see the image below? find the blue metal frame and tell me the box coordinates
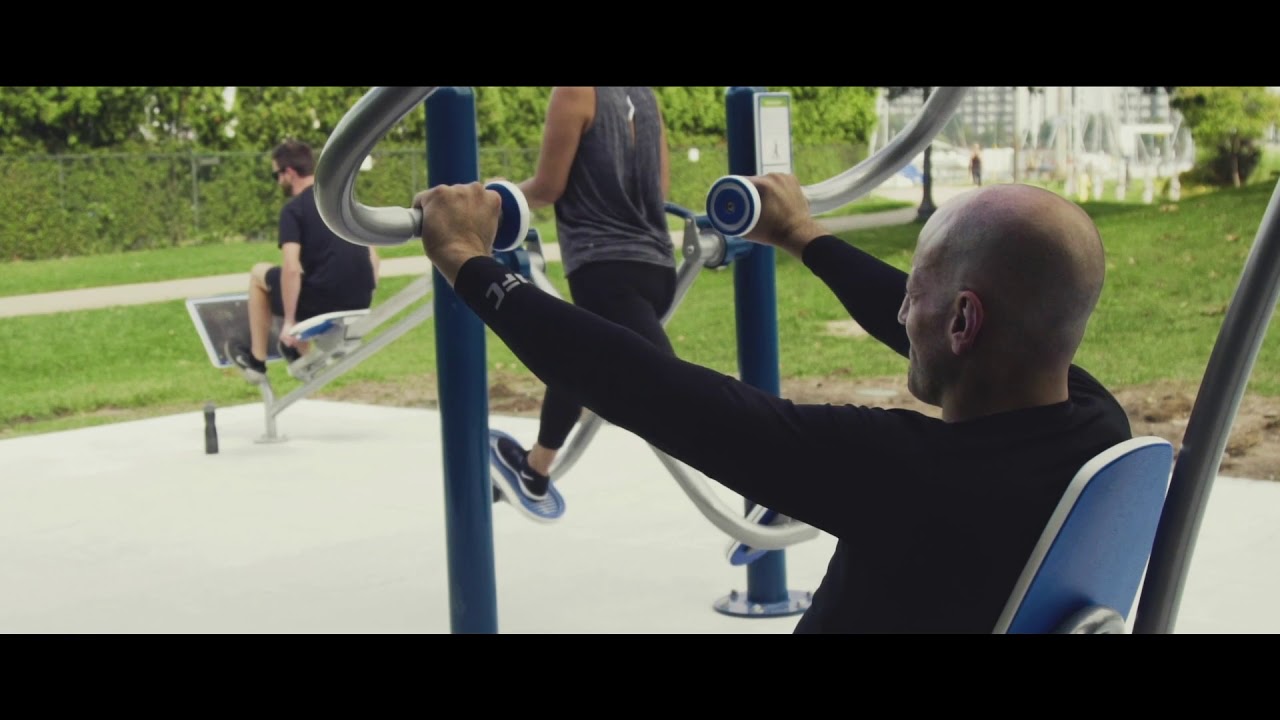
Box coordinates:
[713,86,810,619]
[426,88,499,634]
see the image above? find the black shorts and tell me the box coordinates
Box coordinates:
[265,266,372,322]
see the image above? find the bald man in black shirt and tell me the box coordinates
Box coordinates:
[411,174,1131,633]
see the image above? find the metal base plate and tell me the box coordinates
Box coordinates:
[713,589,812,618]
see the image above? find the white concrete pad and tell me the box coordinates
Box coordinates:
[0,399,1274,634]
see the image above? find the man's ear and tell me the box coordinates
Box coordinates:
[950,290,984,354]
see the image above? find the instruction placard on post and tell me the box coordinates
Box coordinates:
[754,93,792,175]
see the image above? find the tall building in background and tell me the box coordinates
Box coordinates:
[883,87,1175,147]
[877,87,1187,185]
[953,87,1017,147]
[1114,87,1172,124]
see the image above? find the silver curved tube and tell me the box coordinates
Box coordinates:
[523,217,818,550]
[804,87,970,215]
[547,409,604,480]
[314,87,438,247]
[649,449,819,550]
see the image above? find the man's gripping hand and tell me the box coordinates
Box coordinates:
[413,182,503,286]
[741,173,829,259]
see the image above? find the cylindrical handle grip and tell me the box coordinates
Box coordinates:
[409,180,530,252]
[705,175,761,238]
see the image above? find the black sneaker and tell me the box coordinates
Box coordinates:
[488,429,567,523]
[278,337,302,364]
[225,340,267,383]
[491,435,550,500]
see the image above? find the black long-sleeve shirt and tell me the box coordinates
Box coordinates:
[455,235,1131,633]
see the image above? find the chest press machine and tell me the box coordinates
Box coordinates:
[187,272,432,443]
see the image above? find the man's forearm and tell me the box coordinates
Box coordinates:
[281,267,303,323]
[771,218,830,261]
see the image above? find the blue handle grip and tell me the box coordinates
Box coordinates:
[487,180,531,252]
[705,175,761,238]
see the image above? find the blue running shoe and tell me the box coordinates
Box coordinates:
[489,429,566,523]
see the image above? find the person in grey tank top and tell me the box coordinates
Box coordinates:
[488,87,680,523]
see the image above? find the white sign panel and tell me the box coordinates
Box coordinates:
[754,93,792,175]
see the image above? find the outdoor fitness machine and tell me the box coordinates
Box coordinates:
[310,86,972,632]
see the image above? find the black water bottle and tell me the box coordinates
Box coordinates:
[204,402,219,454]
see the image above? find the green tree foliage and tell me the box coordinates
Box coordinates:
[0,87,153,153]
[0,87,243,154]
[228,87,371,151]
[229,87,552,152]
[774,86,878,145]
[655,87,731,146]
[142,87,238,149]
[1171,86,1280,187]
[475,87,551,147]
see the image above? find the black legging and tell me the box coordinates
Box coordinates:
[537,260,676,450]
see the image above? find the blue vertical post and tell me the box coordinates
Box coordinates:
[713,86,808,617]
[426,88,498,634]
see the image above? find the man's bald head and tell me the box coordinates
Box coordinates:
[915,184,1106,365]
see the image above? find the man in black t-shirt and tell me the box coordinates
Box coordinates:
[408,175,1133,633]
[227,140,380,382]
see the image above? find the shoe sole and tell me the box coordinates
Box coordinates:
[488,429,565,523]
[239,367,267,384]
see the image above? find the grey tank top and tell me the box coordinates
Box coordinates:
[554,87,674,276]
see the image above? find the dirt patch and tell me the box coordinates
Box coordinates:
[317,370,1280,482]
[1112,380,1280,482]
[319,370,548,417]
[781,375,1280,481]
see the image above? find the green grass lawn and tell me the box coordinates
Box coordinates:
[3,180,1279,439]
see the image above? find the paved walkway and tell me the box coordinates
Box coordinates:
[0,185,972,319]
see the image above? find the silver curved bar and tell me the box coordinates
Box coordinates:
[314,87,438,247]
[651,448,819,550]
[524,212,818,550]
[804,87,970,216]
